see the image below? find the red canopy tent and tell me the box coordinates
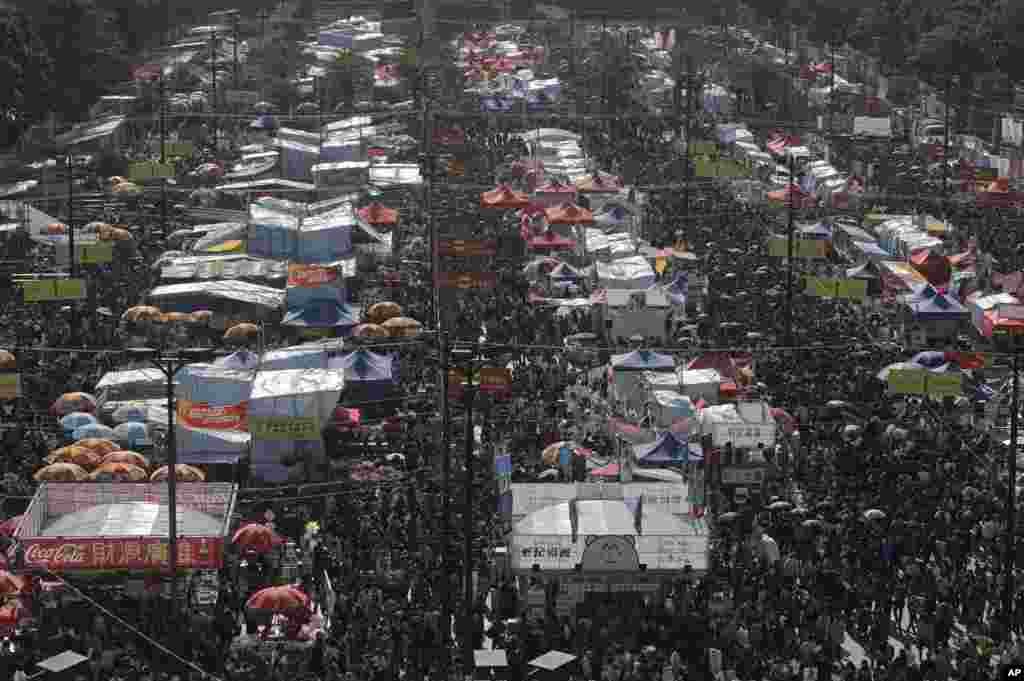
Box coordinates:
[481,184,530,209]
[545,203,594,224]
[357,203,399,225]
[528,230,577,251]
[910,249,952,287]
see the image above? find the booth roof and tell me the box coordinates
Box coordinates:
[515,499,688,536]
[42,502,223,538]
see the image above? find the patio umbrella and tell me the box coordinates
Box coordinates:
[60,412,98,432]
[0,571,28,596]
[102,450,150,469]
[51,392,98,415]
[190,310,215,324]
[766,500,792,511]
[0,601,28,627]
[34,462,89,482]
[367,301,402,324]
[113,422,150,447]
[381,316,422,338]
[863,509,887,521]
[246,584,311,614]
[224,322,259,344]
[74,439,122,456]
[159,311,191,323]
[90,462,149,481]
[0,350,15,369]
[112,403,167,425]
[48,446,101,469]
[481,185,530,209]
[72,423,117,441]
[150,464,206,482]
[545,203,593,224]
[232,523,283,553]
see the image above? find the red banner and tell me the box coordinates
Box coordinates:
[176,400,248,431]
[437,272,499,289]
[287,263,340,288]
[438,239,498,257]
[448,367,512,398]
[21,536,224,571]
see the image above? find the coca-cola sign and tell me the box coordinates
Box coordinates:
[25,542,88,566]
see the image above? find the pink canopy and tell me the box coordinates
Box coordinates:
[528,231,576,251]
[590,462,620,478]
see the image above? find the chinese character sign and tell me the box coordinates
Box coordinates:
[23,537,224,570]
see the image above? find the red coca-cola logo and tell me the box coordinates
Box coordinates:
[25,542,87,565]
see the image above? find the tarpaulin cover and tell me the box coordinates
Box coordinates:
[192,223,247,253]
[297,213,354,264]
[611,350,676,372]
[633,432,691,465]
[147,280,285,311]
[905,287,969,320]
[595,255,656,290]
[279,140,320,181]
[327,350,394,383]
[248,204,299,260]
[909,250,952,286]
[282,301,360,328]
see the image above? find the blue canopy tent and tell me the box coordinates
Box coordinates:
[633,432,697,465]
[906,287,969,321]
[799,222,832,240]
[248,204,299,260]
[329,350,396,403]
[297,215,353,264]
[480,95,515,113]
[610,350,676,371]
[282,299,360,328]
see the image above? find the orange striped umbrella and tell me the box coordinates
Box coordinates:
[0,350,15,369]
[101,450,150,469]
[48,446,102,469]
[90,462,148,481]
[367,301,402,324]
[353,323,390,339]
[150,464,206,482]
[34,462,89,482]
[74,438,120,456]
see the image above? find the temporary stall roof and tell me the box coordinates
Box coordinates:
[147,280,286,311]
[96,368,172,390]
[249,368,345,403]
[643,371,681,390]
[633,432,691,465]
[282,301,360,328]
[595,255,656,290]
[368,163,422,186]
[327,350,394,382]
[191,222,247,253]
[610,350,676,372]
[55,115,126,146]
[42,501,224,538]
[161,255,288,281]
[177,426,251,464]
[515,499,688,536]
[217,178,317,192]
[585,229,635,254]
[905,287,969,320]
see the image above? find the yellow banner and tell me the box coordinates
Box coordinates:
[805,276,837,297]
[0,374,20,400]
[689,141,717,156]
[768,237,826,258]
[836,278,868,301]
[248,415,322,441]
[654,256,667,274]
[927,373,962,398]
[128,161,174,182]
[77,243,114,264]
[888,368,927,395]
[165,142,194,158]
[22,279,86,302]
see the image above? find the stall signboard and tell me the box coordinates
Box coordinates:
[448,367,512,397]
[0,374,20,400]
[712,423,775,449]
[76,243,114,265]
[836,278,868,301]
[22,537,224,570]
[510,483,690,518]
[438,239,498,257]
[248,415,322,440]
[176,400,248,430]
[437,271,499,289]
[926,373,963,398]
[887,368,927,395]
[768,237,826,258]
[804,276,837,297]
[287,263,340,287]
[720,466,768,486]
[22,279,87,303]
[512,536,579,570]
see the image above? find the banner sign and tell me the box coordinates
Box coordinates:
[0,374,20,400]
[438,239,497,257]
[926,372,963,398]
[804,276,867,300]
[176,400,248,430]
[720,466,768,486]
[887,368,927,395]
[165,141,195,158]
[448,367,513,397]
[768,237,826,258]
[129,161,175,182]
[437,271,499,289]
[711,423,775,449]
[248,415,322,440]
[287,263,340,287]
[22,537,224,571]
[77,243,114,265]
[805,276,837,297]
[22,279,87,302]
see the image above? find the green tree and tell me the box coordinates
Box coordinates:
[0,4,53,147]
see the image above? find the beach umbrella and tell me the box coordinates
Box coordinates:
[74,438,120,455]
[224,322,259,344]
[367,301,402,324]
[717,512,740,522]
[766,500,792,511]
[0,601,28,627]
[863,508,887,521]
[246,585,310,613]
[90,462,149,481]
[47,222,67,235]
[190,310,215,324]
[122,306,163,322]
[113,422,150,447]
[102,450,150,469]
[48,446,101,469]
[352,323,390,339]
[381,316,422,338]
[51,391,98,415]
[481,184,530,209]
[0,350,15,369]
[232,523,283,553]
[0,571,29,597]
[60,412,98,431]
[72,423,116,441]
[159,311,192,323]
[150,464,206,482]
[111,403,161,424]
[34,462,88,482]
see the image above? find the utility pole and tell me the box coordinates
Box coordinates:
[65,153,79,336]
[210,30,218,152]
[233,14,240,89]
[462,369,477,674]
[159,72,168,238]
[1005,351,1019,636]
[682,55,695,247]
[943,76,951,199]
[784,152,796,347]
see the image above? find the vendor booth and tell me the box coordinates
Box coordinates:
[610,350,676,409]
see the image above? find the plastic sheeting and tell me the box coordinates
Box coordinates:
[596,255,656,290]
[611,350,676,372]
[147,280,285,311]
[41,502,224,537]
